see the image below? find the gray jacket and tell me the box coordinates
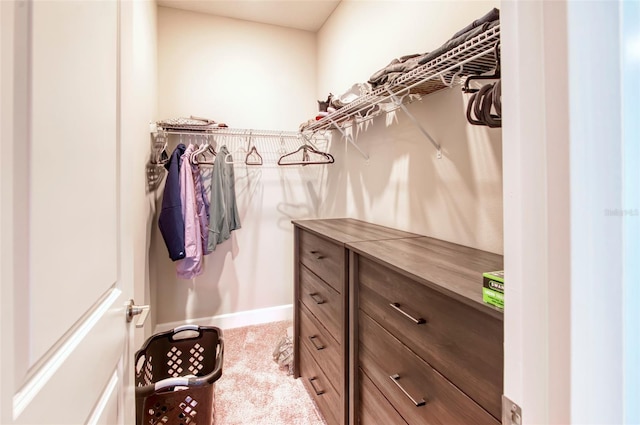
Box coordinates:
[207,145,241,251]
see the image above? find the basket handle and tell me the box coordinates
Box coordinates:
[173,324,200,333]
[170,325,202,341]
[153,376,197,391]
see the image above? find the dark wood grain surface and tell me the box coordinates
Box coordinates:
[348,236,504,318]
[359,256,503,419]
[300,264,342,342]
[359,368,408,425]
[299,229,344,293]
[299,304,342,395]
[359,312,500,425]
[293,218,421,245]
[299,344,340,425]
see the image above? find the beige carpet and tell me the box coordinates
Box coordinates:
[214,321,327,425]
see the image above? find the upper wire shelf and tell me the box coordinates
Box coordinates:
[148,126,332,172]
[153,126,304,138]
[303,24,501,134]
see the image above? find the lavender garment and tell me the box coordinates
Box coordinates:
[191,153,211,254]
[176,144,203,279]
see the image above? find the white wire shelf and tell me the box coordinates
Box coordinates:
[149,126,331,171]
[153,126,303,138]
[303,24,501,134]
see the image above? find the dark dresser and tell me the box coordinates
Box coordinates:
[292,219,503,425]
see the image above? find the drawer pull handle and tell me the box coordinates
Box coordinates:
[389,303,426,325]
[308,335,325,350]
[310,250,325,260]
[389,374,426,407]
[308,377,325,395]
[309,293,325,304]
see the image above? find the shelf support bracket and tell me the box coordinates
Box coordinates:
[326,116,370,161]
[439,65,464,88]
[385,88,442,159]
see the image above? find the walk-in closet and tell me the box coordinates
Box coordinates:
[2,1,635,424]
[150,3,504,423]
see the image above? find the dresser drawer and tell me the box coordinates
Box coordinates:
[359,312,500,425]
[300,344,340,425]
[299,304,342,394]
[300,264,342,341]
[299,230,344,293]
[359,368,407,425]
[358,256,503,419]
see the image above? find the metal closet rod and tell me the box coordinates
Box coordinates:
[153,127,309,138]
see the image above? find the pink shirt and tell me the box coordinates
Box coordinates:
[176,144,203,279]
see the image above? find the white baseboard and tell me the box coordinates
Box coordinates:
[154,304,293,334]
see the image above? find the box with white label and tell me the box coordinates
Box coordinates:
[482,270,504,310]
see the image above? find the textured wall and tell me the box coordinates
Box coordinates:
[315,0,503,254]
[154,7,317,326]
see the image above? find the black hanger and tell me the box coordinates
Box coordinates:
[462,42,501,94]
[277,144,335,166]
[466,81,501,128]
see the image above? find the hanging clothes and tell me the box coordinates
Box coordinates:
[207,145,241,251]
[158,143,187,261]
[176,144,204,279]
[191,148,212,255]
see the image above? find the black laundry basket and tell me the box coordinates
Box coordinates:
[135,325,224,425]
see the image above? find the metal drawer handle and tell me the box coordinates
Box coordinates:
[308,335,325,350]
[309,293,325,304]
[389,374,426,407]
[309,377,325,395]
[310,250,325,260]
[389,303,426,325]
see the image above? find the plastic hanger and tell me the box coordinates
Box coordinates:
[462,42,501,94]
[277,144,335,166]
[466,81,501,128]
[245,146,263,166]
[224,144,248,165]
[150,133,169,165]
[192,136,216,166]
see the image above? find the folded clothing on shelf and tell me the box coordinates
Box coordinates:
[367,8,500,89]
[331,83,372,109]
[368,53,425,88]
[299,8,500,131]
[157,116,228,132]
[416,19,499,67]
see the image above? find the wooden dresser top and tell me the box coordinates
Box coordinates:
[292,218,421,245]
[348,236,504,319]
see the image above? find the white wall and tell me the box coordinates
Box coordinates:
[316,0,503,254]
[501,2,572,423]
[622,2,640,422]
[119,0,158,345]
[118,1,159,419]
[502,1,632,424]
[568,2,624,424]
[153,7,318,328]
[157,7,316,130]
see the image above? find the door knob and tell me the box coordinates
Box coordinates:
[126,299,150,328]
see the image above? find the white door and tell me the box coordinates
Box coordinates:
[1,0,140,423]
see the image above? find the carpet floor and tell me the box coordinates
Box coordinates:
[214,321,328,425]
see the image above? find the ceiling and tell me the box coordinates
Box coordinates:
[157,0,342,32]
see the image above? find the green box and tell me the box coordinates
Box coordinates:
[482,270,504,309]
